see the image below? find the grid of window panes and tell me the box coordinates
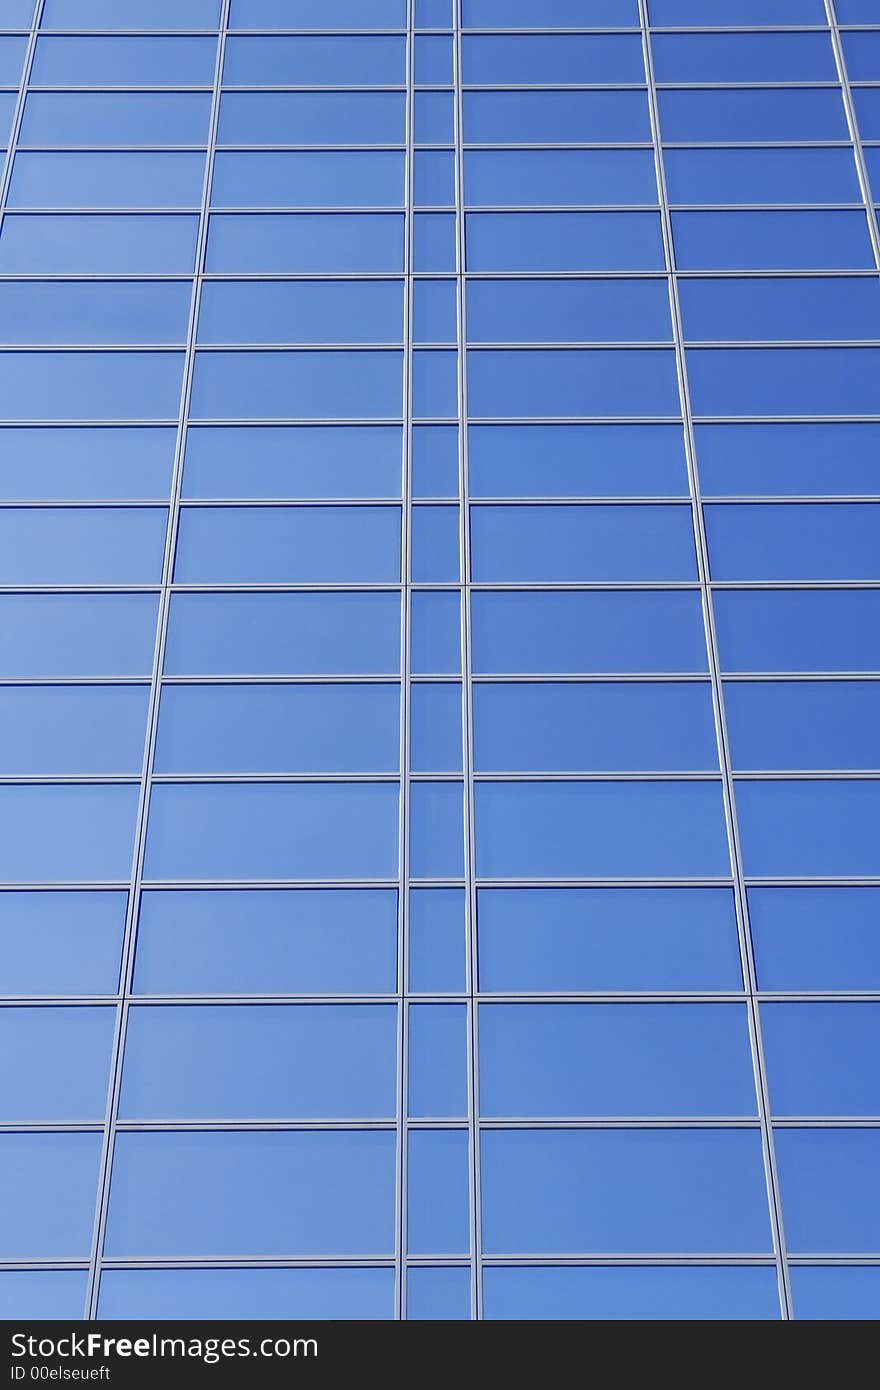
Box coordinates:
[1,0,880,1326]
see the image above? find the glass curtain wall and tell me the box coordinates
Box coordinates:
[0,0,878,1323]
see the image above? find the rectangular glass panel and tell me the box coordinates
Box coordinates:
[479,1003,756,1118]
[98,1268,394,1322]
[143,782,400,881]
[104,1131,396,1257]
[174,505,402,582]
[182,425,402,499]
[481,1129,772,1254]
[134,888,398,995]
[0,890,125,996]
[120,1004,397,1119]
[475,781,731,878]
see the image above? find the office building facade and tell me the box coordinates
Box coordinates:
[0,0,879,1322]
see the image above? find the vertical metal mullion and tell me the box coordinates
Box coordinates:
[453,0,481,1323]
[396,0,415,1324]
[825,0,880,271]
[638,0,793,1321]
[0,0,45,230]
[82,1,231,1321]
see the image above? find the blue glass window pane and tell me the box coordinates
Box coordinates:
[468,350,679,418]
[462,35,644,84]
[472,591,708,675]
[463,90,650,144]
[212,152,404,208]
[414,91,453,144]
[837,0,880,16]
[480,1003,756,1119]
[706,504,880,581]
[0,594,159,678]
[144,783,399,881]
[31,36,217,86]
[714,590,880,674]
[411,506,459,581]
[0,36,27,84]
[471,504,695,582]
[134,888,398,996]
[165,592,400,676]
[104,1131,396,1258]
[410,782,464,878]
[230,0,405,23]
[408,1003,467,1117]
[484,1266,780,1321]
[218,91,405,145]
[408,1130,469,1255]
[8,153,205,210]
[98,1268,394,1321]
[413,280,457,344]
[413,211,456,271]
[481,1129,772,1254]
[0,281,190,346]
[174,506,401,583]
[155,684,399,774]
[0,1273,87,1322]
[681,278,880,343]
[657,90,848,143]
[0,507,166,584]
[467,279,671,344]
[182,425,402,499]
[0,0,32,23]
[696,423,880,498]
[0,785,138,882]
[415,151,464,208]
[411,591,461,675]
[775,1129,880,1253]
[673,212,875,272]
[474,682,717,773]
[416,0,451,25]
[0,215,199,276]
[121,1005,397,1120]
[198,280,403,345]
[475,781,730,878]
[410,683,462,773]
[842,30,880,80]
[466,211,665,274]
[0,1133,102,1258]
[725,681,880,770]
[652,33,836,83]
[0,686,148,775]
[43,0,222,24]
[664,148,862,206]
[415,34,453,83]
[853,87,880,140]
[790,1268,880,1322]
[749,887,880,992]
[469,423,687,498]
[407,1268,470,1322]
[0,890,125,996]
[649,0,824,19]
[190,351,403,420]
[478,887,742,993]
[0,353,183,422]
[465,0,637,21]
[206,213,405,274]
[762,1003,880,1116]
[0,425,176,501]
[409,887,466,992]
[0,1007,114,1121]
[413,348,458,418]
[222,36,405,85]
[465,150,658,207]
[412,425,458,498]
[686,348,880,417]
[20,93,212,147]
[736,780,880,877]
